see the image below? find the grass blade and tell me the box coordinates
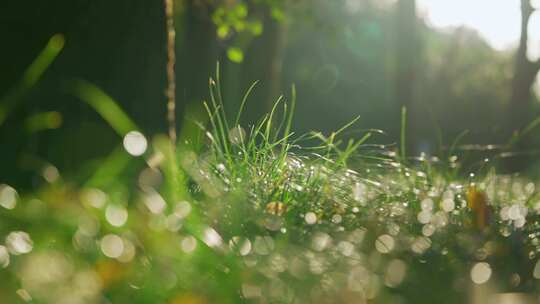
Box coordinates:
[0,34,65,125]
[400,106,407,162]
[69,79,139,136]
[234,81,259,127]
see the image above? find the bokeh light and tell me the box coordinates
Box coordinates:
[123,131,147,156]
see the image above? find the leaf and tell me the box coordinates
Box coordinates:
[235,3,248,18]
[217,25,230,39]
[227,47,244,63]
[249,21,263,36]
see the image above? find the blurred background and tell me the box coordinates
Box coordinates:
[2,0,540,189]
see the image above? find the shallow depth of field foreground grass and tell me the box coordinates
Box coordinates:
[2,70,540,304]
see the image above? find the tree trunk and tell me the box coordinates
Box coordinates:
[509,0,540,131]
[506,0,540,171]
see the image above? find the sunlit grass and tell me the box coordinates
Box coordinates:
[2,67,540,303]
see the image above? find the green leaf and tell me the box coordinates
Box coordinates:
[250,21,263,36]
[217,25,230,39]
[235,3,248,18]
[271,7,285,22]
[227,48,244,63]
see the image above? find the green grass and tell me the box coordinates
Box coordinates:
[2,69,540,303]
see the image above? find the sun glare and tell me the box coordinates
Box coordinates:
[417,0,540,92]
[418,0,540,59]
[417,0,520,50]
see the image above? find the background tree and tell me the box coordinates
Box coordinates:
[510,0,540,132]
[506,0,540,170]
[3,0,540,187]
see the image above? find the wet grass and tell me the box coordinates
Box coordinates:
[2,64,540,303]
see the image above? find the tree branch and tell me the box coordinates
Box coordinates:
[164,0,177,146]
[518,0,533,60]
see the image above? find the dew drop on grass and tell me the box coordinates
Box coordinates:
[411,236,431,254]
[166,213,183,232]
[500,226,512,237]
[417,211,432,224]
[80,188,107,209]
[312,232,332,252]
[352,182,367,204]
[331,214,342,224]
[420,198,434,211]
[100,234,124,258]
[385,259,407,287]
[350,228,367,244]
[292,183,303,191]
[422,224,435,237]
[442,190,455,199]
[216,163,226,172]
[138,168,163,188]
[264,216,283,231]
[228,125,246,145]
[337,241,355,256]
[309,256,326,274]
[514,217,526,228]
[174,201,192,218]
[509,273,521,287]
[242,284,262,299]
[0,184,17,210]
[254,236,274,255]
[533,260,540,279]
[229,236,251,256]
[387,223,400,236]
[375,234,394,254]
[390,204,406,217]
[470,262,492,284]
[269,254,287,273]
[123,131,147,156]
[118,238,136,263]
[203,228,223,248]
[432,211,448,228]
[348,265,370,292]
[508,204,521,220]
[0,245,10,268]
[500,206,510,221]
[305,212,317,225]
[525,182,535,195]
[6,231,33,255]
[105,204,128,227]
[441,198,455,212]
[144,190,167,214]
[42,165,60,183]
[181,236,197,253]
[16,289,31,302]
[474,247,488,261]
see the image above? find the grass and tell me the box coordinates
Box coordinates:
[0,34,65,126]
[2,66,540,303]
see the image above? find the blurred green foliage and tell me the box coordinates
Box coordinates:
[1,2,540,302]
[2,0,539,189]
